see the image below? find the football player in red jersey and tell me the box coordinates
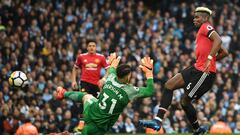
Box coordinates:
[139,7,228,135]
[71,39,109,97]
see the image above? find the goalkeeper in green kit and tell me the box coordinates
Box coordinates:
[56,53,154,135]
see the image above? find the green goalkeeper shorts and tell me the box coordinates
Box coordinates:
[83,97,97,112]
[82,97,105,135]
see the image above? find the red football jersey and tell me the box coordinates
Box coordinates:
[194,22,216,73]
[75,53,109,85]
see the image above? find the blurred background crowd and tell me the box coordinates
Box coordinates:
[0,0,240,134]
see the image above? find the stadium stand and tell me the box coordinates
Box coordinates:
[0,0,239,134]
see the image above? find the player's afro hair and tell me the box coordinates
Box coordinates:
[195,7,212,15]
[116,64,132,78]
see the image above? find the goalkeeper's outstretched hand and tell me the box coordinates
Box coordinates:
[56,86,66,100]
[139,56,153,79]
[108,52,121,69]
[108,52,117,65]
[110,56,121,69]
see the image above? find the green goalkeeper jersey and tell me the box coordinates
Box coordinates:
[87,67,154,131]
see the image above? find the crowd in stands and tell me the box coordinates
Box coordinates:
[0,0,240,134]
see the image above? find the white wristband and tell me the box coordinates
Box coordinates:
[208,55,213,60]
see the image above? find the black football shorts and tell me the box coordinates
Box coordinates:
[181,66,216,100]
[80,81,100,98]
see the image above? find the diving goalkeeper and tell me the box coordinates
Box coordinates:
[55,53,154,135]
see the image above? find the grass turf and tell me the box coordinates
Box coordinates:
[106,133,240,135]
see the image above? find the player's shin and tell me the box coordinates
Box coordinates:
[180,97,200,130]
[157,88,173,119]
[64,91,86,102]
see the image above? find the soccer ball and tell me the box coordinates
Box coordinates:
[9,71,28,88]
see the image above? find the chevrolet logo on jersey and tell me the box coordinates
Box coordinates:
[85,63,98,70]
[86,63,97,68]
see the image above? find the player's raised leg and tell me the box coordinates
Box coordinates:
[56,87,100,135]
[139,73,185,131]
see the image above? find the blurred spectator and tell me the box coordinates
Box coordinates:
[111,114,125,133]
[234,121,240,133]
[209,121,232,134]
[15,114,38,135]
[179,120,190,133]
[124,117,135,133]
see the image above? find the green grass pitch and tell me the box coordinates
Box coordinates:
[106,133,240,135]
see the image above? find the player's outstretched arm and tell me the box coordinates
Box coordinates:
[138,56,154,97]
[216,44,229,61]
[55,87,86,102]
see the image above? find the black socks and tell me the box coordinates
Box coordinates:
[181,96,200,130]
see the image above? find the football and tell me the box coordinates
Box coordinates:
[8,71,28,88]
